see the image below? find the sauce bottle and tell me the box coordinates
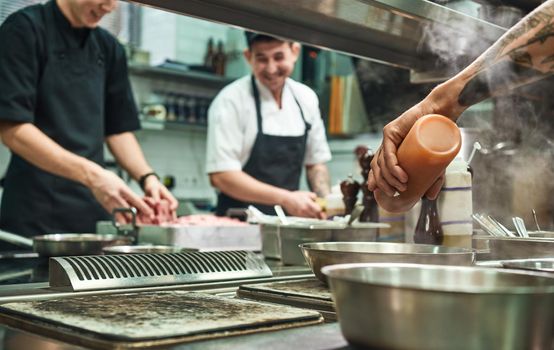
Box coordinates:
[414,197,443,245]
[374,114,461,213]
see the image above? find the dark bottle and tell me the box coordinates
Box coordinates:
[340,175,360,215]
[359,185,379,223]
[414,197,444,245]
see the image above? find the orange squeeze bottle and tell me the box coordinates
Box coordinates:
[375,114,461,213]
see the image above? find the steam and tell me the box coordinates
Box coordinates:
[419,5,554,229]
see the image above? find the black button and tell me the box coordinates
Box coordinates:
[97,58,104,66]
[58,53,66,60]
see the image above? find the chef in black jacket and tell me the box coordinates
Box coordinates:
[0,0,177,240]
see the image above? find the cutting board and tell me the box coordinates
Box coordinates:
[0,291,322,349]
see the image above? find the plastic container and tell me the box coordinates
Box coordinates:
[375,114,461,213]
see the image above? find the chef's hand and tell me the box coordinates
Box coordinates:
[367,82,468,200]
[281,191,325,219]
[89,168,154,220]
[142,175,178,217]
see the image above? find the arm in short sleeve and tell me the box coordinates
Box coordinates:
[205,93,245,173]
[0,14,40,123]
[104,38,140,136]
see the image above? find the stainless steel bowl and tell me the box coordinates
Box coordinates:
[300,242,475,283]
[102,245,187,254]
[33,234,131,256]
[323,263,554,350]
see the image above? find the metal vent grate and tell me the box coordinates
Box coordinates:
[49,251,272,291]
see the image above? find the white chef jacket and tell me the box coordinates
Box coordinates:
[206,75,332,174]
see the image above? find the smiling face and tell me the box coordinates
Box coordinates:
[244,40,300,95]
[57,0,117,28]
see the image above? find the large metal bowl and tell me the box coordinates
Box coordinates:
[323,263,554,350]
[300,242,475,283]
[33,234,131,256]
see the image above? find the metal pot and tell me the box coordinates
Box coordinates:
[301,242,475,283]
[0,229,131,256]
[323,263,554,350]
[33,234,131,256]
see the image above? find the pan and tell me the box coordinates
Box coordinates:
[0,229,131,257]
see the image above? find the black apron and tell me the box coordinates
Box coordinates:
[216,75,311,216]
[0,3,110,237]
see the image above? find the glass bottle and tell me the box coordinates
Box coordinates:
[414,197,444,245]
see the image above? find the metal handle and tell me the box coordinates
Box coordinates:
[111,207,138,242]
[0,229,33,248]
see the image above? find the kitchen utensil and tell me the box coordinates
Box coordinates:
[274,205,289,225]
[33,234,131,257]
[467,141,481,165]
[102,245,190,254]
[300,242,475,283]
[323,263,554,350]
[0,229,33,248]
[532,209,541,231]
[512,217,529,238]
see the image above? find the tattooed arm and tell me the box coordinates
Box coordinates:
[306,163,331,198]
[367,0,554,197]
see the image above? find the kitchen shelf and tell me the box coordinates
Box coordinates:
[140,119,208,132]
[129,63,233,89]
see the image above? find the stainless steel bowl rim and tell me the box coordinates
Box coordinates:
[102,245,184,253]
[322,262,554,294]
[300,241,475,255]
[33,234,127,242]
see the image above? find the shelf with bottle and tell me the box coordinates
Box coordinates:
[128,62,233,88]
[139,91,212,132]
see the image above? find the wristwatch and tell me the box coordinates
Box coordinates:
[138,171,160,191]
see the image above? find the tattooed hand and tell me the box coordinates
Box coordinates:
[369,0,554,197]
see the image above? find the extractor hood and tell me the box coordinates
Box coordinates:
[129,0,507,82]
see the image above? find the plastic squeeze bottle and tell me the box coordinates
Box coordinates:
[375,114,461,213]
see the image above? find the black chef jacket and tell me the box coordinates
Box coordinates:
[0,0,140,239]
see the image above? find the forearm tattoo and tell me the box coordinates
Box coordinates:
[307,165,330,198]
[459,2,554,106]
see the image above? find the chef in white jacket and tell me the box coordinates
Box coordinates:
[206,32,331,218]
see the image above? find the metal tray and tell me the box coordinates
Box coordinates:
[301,242,475,283]
[474,234,554,260]
[261,222,389,265]
[97,221,261,251]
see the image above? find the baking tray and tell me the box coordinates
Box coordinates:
[97,221,261,251]
[0,291,323,349]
